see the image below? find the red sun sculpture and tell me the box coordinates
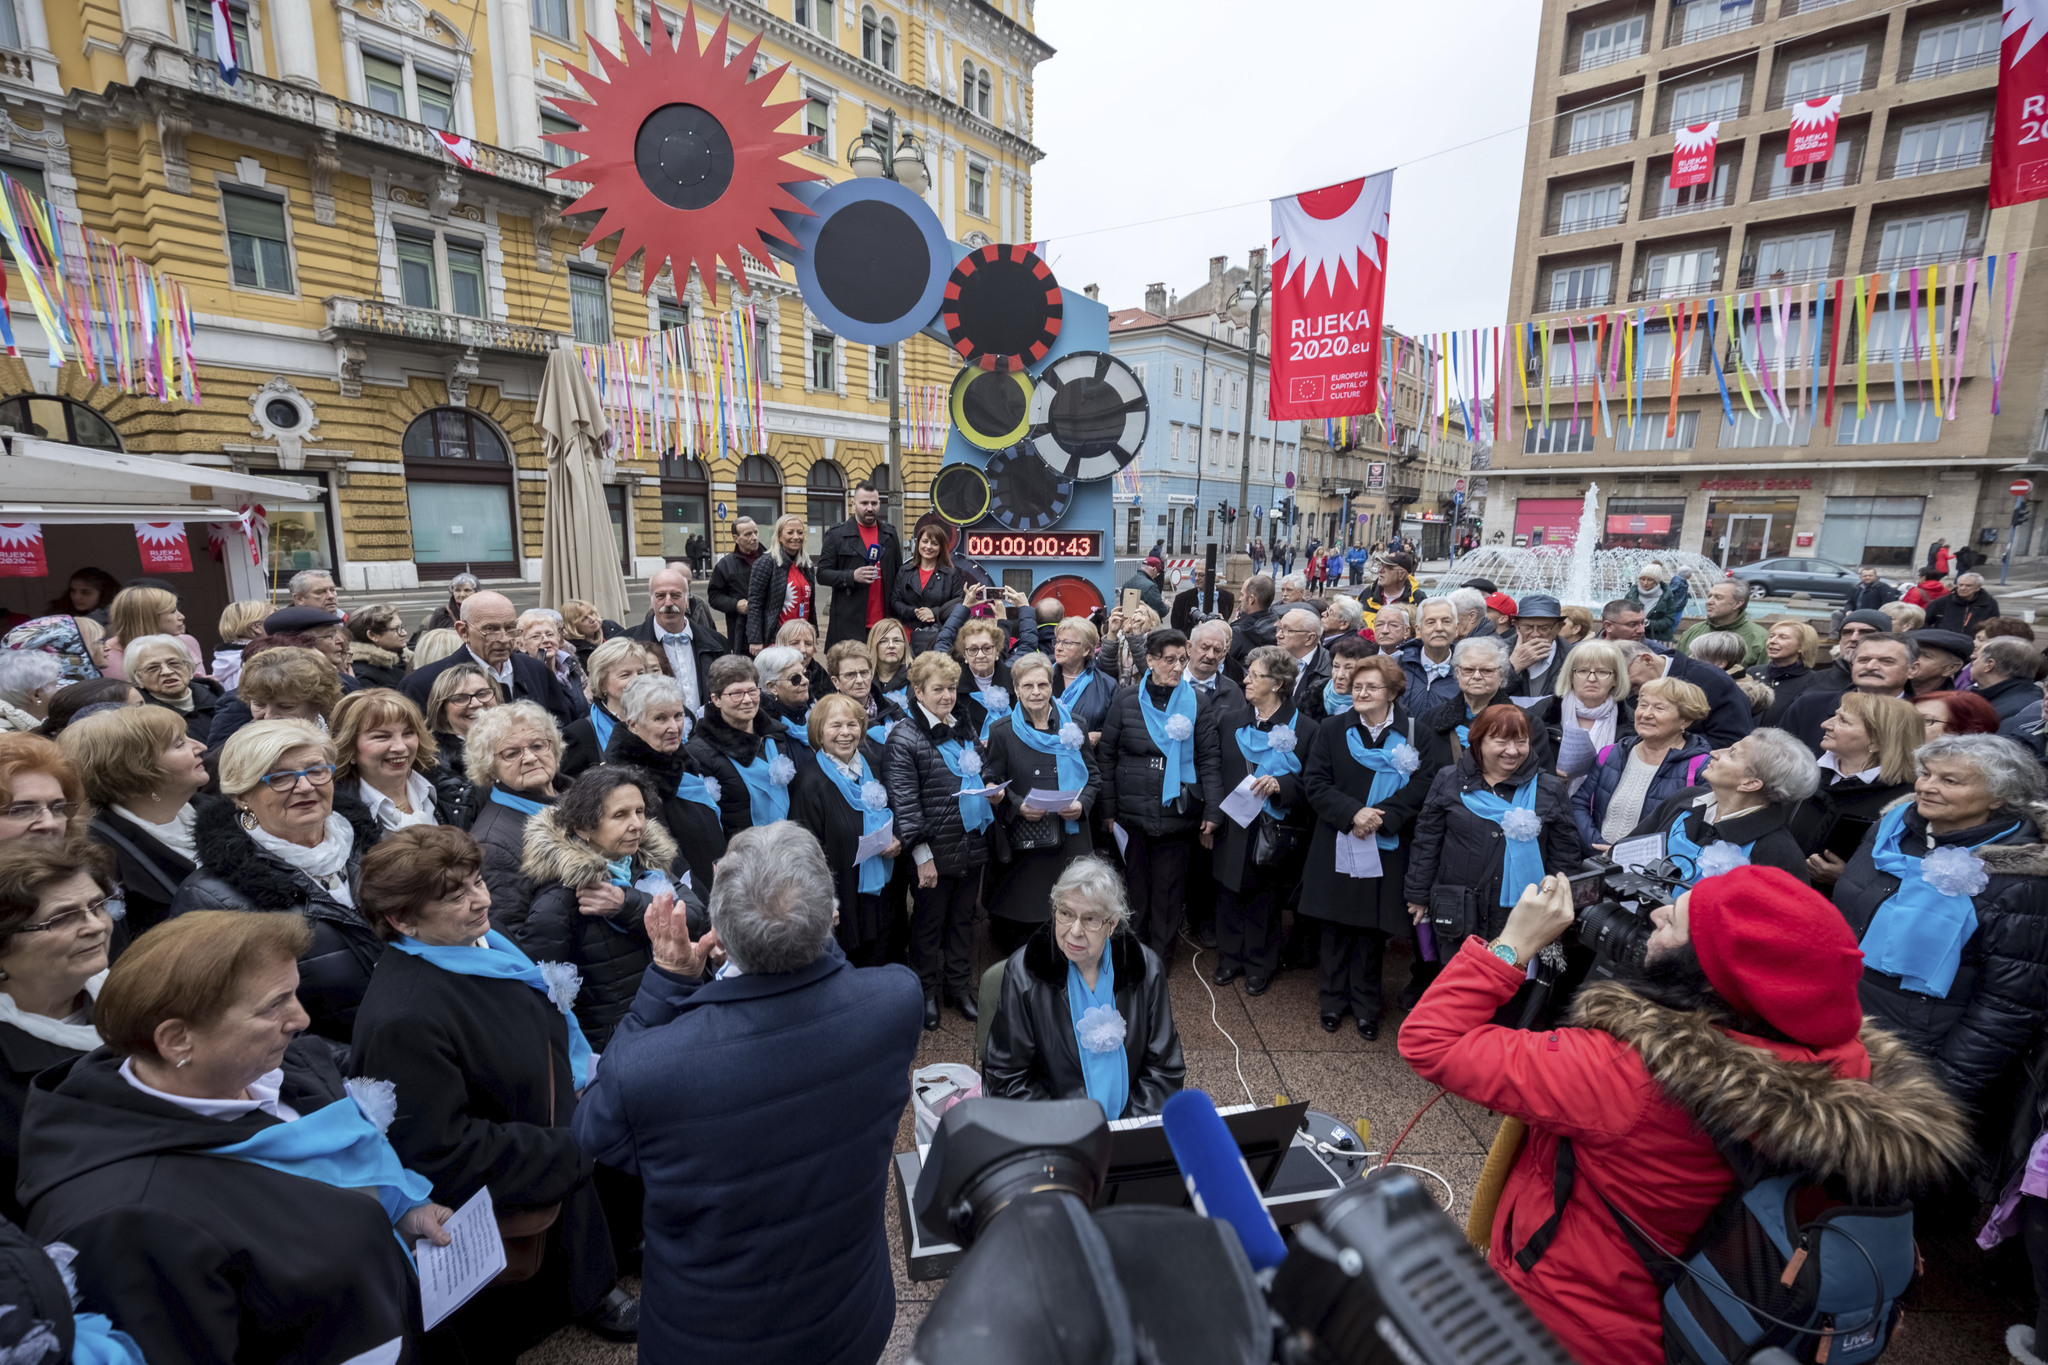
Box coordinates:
[544,6,820,305]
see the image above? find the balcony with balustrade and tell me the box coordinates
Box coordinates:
[324,296,557,355]
[1667,2,1757,48]
[1885,146,1991,181]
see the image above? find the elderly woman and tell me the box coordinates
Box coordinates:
[62,706,207,932]
[982,855,1185,1119]
[774,618,834,700]
[1833,734,2048,1110]
[894,522,963,653]
[425,570,480,632]
[1879,601,1926,633]
[606,674,726,892]
[868,617,913,703]
[1559,604,1595,647]
[1420,635,1548,771]
[1757,619,1822,718]
[788,693,901,965]
[886,650,994,1031]
[755,644,813,752]
[1049,617,1117,740]
[211,644,345,751]
[520,609,591,714]
[1573,676,1713,854]
[334,686,471,833]
[1686,630,1749,678]
[1629,727,1818,884]
[937,608,1025,741]
[1535,640,1630,795]
[1624,562,1682,641]
[981,653,1101,958]
[0,839,116,1222]
[745,514,816,650]
[17,911,452,1365]
[0,651,61,734]
[559,599,611,665]
[350,826,638,1351]
[0,735,84,848]
[102,586,201,680]
[345,604,409,690]
[410,628,463,671]
[562,638,656,778]
[1207,645,1320,997]
[168,720,383,1044]
[1914,688,2002,740]
[518,766,691,1050]
[684,654,790,841]
[124,634,222,743]
[823,640,906,737]
[460,702,565,940]
[1791,693,1925,886]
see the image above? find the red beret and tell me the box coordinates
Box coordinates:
[1687,866,1865,1049]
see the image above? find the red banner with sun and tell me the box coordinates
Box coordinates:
[1267,172,1392,420]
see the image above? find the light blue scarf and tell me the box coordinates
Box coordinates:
[1007,704,1090,833]
[391,930,594,1088]
[1346,723,1420,850]
[1664,810,1756,888]
[816,751,895,893]
[587,705,616,755]
[773,710,812,752]
[1059,667,1097,713]
[1459,777,1544,907]
[1234,714,1301,820]
[975,684,1013,744]
[1067,954,1129,1122]
[72,1314,146,1365]
[207,1093,434,1239]
[733,736,792,826]
[1137,677,1199,805]
[1859,805,2020,996]
[1321,678,1348,719]
[490,787,546,817]
[936,737,994,833]
[674,770,720,814]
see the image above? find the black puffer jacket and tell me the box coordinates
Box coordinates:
[892,561,963,651]
[605,724,728,893]
[516,807,680,1051]
[166,791,384,1045]
[1095,680,1226,838]
[981,924,1185,1120]
[1786,770,1915,858]
[1833,805,2048,1110]
[683,710,778,841]
[1402,750,1581,946]
[469,782,562,940]
[883,708,989,877]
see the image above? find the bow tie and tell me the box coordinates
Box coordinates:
[1423,660,1452,680]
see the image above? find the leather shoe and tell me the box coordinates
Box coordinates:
[1212,965,1242,987]
[583,1286,640,1342]
[922,996,940,1031]
[1244,975,1270,997]
[948,994,979,1023]
[1197,925,1219,949]
[1357,1017,1380,1041]
[1320,1013,1342,1034]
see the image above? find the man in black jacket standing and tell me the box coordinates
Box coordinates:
[816,483,900,647]
[625,564,727,714]
[1927,573,2001,634]
[1843,566,1897,613]
[1169,565,1234,635]
[707,517,763,652]
[402,590,582,729]
[1226,575,1278,682]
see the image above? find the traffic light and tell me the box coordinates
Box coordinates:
[1217,500,1236,524]
[2016,503,2033,528]
[1275,497,1293,521]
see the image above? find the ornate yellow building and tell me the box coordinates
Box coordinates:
[0,0,1048,598]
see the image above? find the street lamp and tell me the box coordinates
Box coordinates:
[1228,246,1269,563]
[846,109,931,539]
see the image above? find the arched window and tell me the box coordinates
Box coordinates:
[977,71,991,118]
[861,5,878,62]
[735,453,783,534]
[879,17,896,72]
[0,396,120,451]
[659,452,709,562]
[401,407,518,578]
[961,60,974,104]
[804,458,846,554]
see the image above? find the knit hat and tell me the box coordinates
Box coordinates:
[1842,610,1894,632]
[1484,592,1518,619]
[1686,865,1865,1048]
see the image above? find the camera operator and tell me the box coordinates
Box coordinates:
[1400,867,1969,1365]
[1626,729,1818,885]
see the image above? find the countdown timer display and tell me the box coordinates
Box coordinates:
[963,530,1102,560]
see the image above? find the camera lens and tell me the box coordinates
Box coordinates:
[1577,900,1651,976]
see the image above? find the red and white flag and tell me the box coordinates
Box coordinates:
[433,130,477,170]
[1267,171,1392,420]
[1671,122,1720,188]
[134,521,193,573]
[1786,96,1841,167]
[1991,0,2048,207]
[0,523,43,577]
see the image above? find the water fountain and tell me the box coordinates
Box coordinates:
[1438,481,1721,608]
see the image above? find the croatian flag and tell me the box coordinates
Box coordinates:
[433,130,477,170]
[211,0,239,82]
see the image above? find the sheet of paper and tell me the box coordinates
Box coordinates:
[1610,832,1666,874]
[1219,775,1265,829]
[416,1186,507,1331]
[960,780,1010,800]
[854,818,895,865]
[1110,821,1128,857]
[1336,833,1383,879]
[1021,787,1082,814]
[1509,695,1547,708]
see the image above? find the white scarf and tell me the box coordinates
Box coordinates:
[113,803,198,863]
[247,811,357,906]
[1637,584,1664,611]
[1555,693,1620,793]
[0,970,105,1051]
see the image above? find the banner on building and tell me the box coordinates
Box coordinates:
[0,523,45,577]
[134,521,192,573]
[1786,96,1841,167]
[1671,122,1720,188]
[1267,171,1392,420]
[1991,0,2048,207]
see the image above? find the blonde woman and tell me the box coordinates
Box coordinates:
[867,616,912,701]
[561,636,657,777]
[212,600,270,688]
[1756,618,1822,722]
[103,586,202,679]
[1795,692,1925,886]
[1572,676,1712,853]
[1879,600,1925,633]
[1538,640,1629,794]
[332,688,458,832]
[743,512,814,652]
[775,617,834,701]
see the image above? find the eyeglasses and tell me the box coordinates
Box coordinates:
[18,898,111,935]
[2,801,71,823]
[449,688,496,708]
[837,668,873,683]
[1457,666,1502,678]
[962,643,999,657]
[257,764,336,792]
[1053,907,1111,933]
[720,686,761,702]
[496,740,552,763]
[1574,667,1615,680]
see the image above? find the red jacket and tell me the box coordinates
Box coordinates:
[1399,939,1959,1365]
[1902,578,1949,607]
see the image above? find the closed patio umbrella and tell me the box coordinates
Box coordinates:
[535,346,629,624]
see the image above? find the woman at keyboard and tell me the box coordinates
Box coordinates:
[982,855,1185,1120]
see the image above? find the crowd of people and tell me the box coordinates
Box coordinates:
[1,516,2048,1362]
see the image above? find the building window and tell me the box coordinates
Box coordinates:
[1172,364,1184,396]
[1169,424,1181,461]
[1767,136,1853,195]
[1548,262,1612,310]
[792,0,831,36]
[1557,184,1625,233]
[569,268,610,343]
[1521,418,1593,454]
[1913,15,2000,78]
[0,396,120,450]
[416,69,456,130]
[1875,211,1971,270]
[447,239,486,318]
[1659,160,1729,212]
[1719,409,1813,449]
[1566,100,1632,155]
[871,342,892,398]
[186,0,249,70]
[977,70,992,118]
[1614,412,1699,452]
[1750,229,1834,287]
[1895,113,1988,177]
[860,6,895,69]
[0,0,17,47]
[658,299,689,332]
[804,459,845,555]
[532,0,570,39]
[403,408,518,576]
[809,330,834,389]
[395,230,438,309]
[223,189,293,292]
[1839,400,1940,445]
[364,53,405,114]
[1641,247,1718,299]
[736,454,784,528]
[804,98,830,151]
[879,17,896,71]
[1667,74,1742,131]
[541,113,581,168]
[960,60,975,106]
[966,162,987,217]
[1782,48,1865,104]
[1817,496,1924,567]
[1675,0,1750,41]
[1578,15,1643,69]
[753,308,772,382]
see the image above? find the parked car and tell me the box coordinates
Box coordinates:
[1727,556,1899,601]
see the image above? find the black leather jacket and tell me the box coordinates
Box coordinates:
[883,707,989,878]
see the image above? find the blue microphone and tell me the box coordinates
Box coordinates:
[1161,1090,1288,1271]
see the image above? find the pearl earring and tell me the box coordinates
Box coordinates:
[175,1057,189,1069]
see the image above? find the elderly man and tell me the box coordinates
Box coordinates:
[817,482,901,646]
[627,564,727,712]
[1169,566,1235,635]
[1185,619,1243,707]
[1970,635,2045,721]
[1371,602,1412,651]
[1506,593,1569,696]
[1362,553,1422,631]
[1677,581,1767,667]
[287,569,340,614]
[1904,628,1972,696]
[707,517,764,650]
[1277,573,1309,605]
[1927,571,2001,634]
[1396,598,1462,712]
[1772,633,1916,754]
[402,590,581,726]
[1276,607,1333,718]
[1320,595,1365,647]
[574,824,922,1365]
[1600,599,1650,645]
[1616,639,1754,750]
[1226,575,1279,682]
[1443,586,1491,639]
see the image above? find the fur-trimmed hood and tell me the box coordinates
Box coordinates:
[187,790,380,921]
[349,640,408,671]
[1969,801,2048,877]
[518,803,679,890]
[1571,983,1971,1202]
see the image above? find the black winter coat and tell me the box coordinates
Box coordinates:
[87,806,195,934]
[816,518,902,646]
[471,782,560,940]
[349,948,614,1319]
[684,710,779,841]
[560,705,617,779]
[884,707,990,878]
[707,548,763,650]
[982,925,1185,1120]
[1096,680,1226,838]
[1833,807,2048,1110]
[1226,607,1278,683]
[1403,752,1581,945]
[1772,681,1891,756]
[980,708,1102,922]
[1757,660,1824,719]
[166,792,384,1046]
[1417,690,1555,776]
[893,561,963,651]
[1301,706,1432,933]
[1974,675,2038,722]
[0,1009,93,1226]
[605,724,727,893]
[18,1041,418,1365]
[1762,658,1852,728]
[745,547,817,649]
[1208,698,1320,892]
[1628,786,1812,885]
[1287,646,1334,722]
[1927,590,2001,634]
[1786,770,1915,859]
[786,744,896,955]
[347,641,408,691]
[145,676,223,745]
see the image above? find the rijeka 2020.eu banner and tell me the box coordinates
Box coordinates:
[1267,171,1391,420]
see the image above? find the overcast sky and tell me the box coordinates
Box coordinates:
[1029,0,1542,336]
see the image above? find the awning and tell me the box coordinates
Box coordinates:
[0,437,319,523]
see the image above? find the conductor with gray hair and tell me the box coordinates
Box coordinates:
[573,821,923,1365]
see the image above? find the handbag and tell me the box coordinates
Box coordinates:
[493,1047,562,1284]
[1008,808,1066,853]
[1427,884,1482,949]
[1250,812,1303,867]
